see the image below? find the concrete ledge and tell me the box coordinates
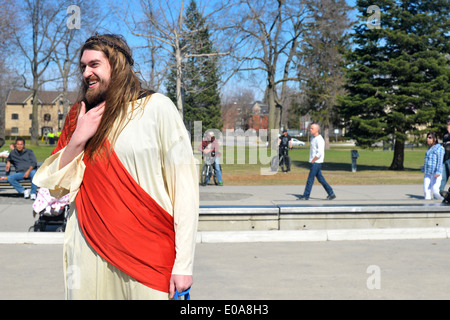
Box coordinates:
[0,232,64,244]
[326,227,450,241]
[278,205,450,230]
[197,230,328,243]
[2,228,450,245]
[5,205,450,244]
[196,227,450,243]
[200,205,279,214]
[278,203,450,214]
[199,205,279,231]
[198,204,450,231]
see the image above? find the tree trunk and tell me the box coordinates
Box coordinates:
[175,46,184,120]
[30,83,40,146]
[61,75,70,129]
[266,82,278,147]
[389,139,405,171]
[323,126,330,150]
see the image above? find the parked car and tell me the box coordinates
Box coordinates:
[291,138,305,147]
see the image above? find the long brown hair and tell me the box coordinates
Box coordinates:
[77,34,150,160]
[427,131,439,147]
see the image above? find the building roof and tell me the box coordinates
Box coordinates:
[251,101,269,115]
[6,90,78,105]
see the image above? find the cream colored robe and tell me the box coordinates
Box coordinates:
[33,93,199,299]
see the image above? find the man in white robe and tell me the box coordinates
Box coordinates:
[33,34,199,300]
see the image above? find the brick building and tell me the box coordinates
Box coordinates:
[247,101,269,131]
[221,101,269,132]
[5,90,77,137]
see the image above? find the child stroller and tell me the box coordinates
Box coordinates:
[30,188,70,232]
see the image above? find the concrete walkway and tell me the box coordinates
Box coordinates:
[198,184,431,206]
[1,184,450,300]
[1,239,449,300]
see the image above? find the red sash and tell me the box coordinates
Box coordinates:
[54,105,175,292]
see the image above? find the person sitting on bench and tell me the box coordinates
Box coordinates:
[6,138,38,200]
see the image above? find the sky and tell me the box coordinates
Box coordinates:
[33,0,361,98]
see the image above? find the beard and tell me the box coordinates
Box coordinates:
[83,78,109,110]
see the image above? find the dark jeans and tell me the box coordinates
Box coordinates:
[440,159,450,191]
[279,147,290,171]
[303,162,334,198]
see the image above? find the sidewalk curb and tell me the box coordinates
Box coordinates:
[0,232,64,244]
[1,228,449,245]
[197,228,450,243]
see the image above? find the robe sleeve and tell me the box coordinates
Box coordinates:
[32,148,86,203]
[33,102,84,202]
[157,96,199,276]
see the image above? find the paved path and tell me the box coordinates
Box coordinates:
[1,184,449,300]
[199,184,429,206]
[1,239,449,300]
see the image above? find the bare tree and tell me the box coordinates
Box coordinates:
[0,0,21,144]
[51,1,108,125]
[232,0,309,143]
[297,0,352,148]
[118,0,239,118]
[136,35,165,92]
[13,0,69,145]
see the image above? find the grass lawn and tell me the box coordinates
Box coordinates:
[14,139,426,186]
[212,145,426,186]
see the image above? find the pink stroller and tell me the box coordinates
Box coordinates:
[30,188,70,232]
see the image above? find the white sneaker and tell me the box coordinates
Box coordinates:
[30,193,36,200]
[24,189,30,199]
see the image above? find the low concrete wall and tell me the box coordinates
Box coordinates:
[199,206,279,231]
[199,204,450,231]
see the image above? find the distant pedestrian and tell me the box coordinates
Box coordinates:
[298,123,336,200]
[47,129,55,145]
[440,116,450,192]
[198,131,223,186]
[423,131,444,200]
[278,129,292,172]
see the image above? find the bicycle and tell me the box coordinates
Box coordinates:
[270,146,291,172]
[201,154,219,186]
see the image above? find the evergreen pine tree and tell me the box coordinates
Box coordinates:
[340,0,450,170]
[182,0,222,135]
[298,0,352,147]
